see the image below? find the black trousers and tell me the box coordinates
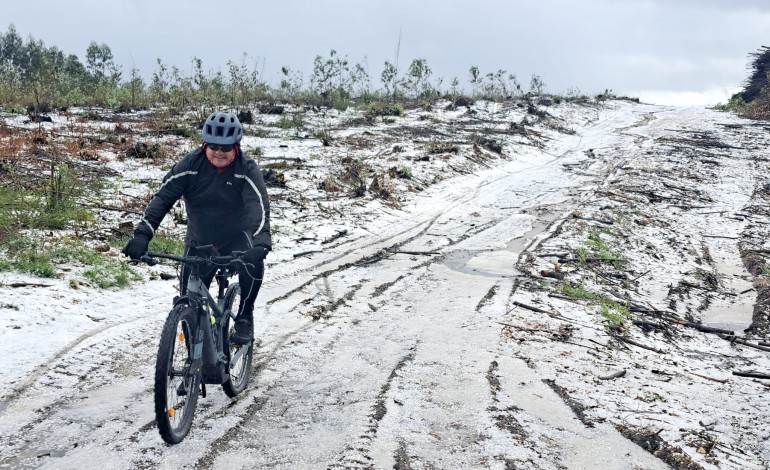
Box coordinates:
[179,235,264,319]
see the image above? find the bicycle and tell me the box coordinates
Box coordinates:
[139,247,254,444]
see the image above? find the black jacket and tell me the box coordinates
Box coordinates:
[134,147,271,250]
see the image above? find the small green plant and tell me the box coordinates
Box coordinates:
[318,175,341,192]
[600,303,629,328]
[389,165,412,179]
[595,89,616,101]
[426,141,459,155]
[712,93,748,113]
[579,228,625,268]
[275,114,306,129]
[562,283,629,329]
[339,157,369,197]
[637,391,666,403]
[365,102,403,118]
[562,283,604,303]
[315,128,332,146]
[148,234,185,256]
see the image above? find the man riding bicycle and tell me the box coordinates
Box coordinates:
[123,111,271,345]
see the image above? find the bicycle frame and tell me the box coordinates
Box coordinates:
[146,251,248,385]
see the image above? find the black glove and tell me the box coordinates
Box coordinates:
[242,246,268,266]
[123,235,150,260]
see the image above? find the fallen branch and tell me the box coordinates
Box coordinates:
[632,320,665,331]
[719,335,770,352]
[548,293,584,303]
[292,250,322,258]
[688,372,728,384]
[558,257,624,264]
[732,370,770,380]
[536,252,570,258]
[9,282,54,288]
[682,323,735,335]
[391,250,440,256]
[509,300,563,317]
[614,335,668,354]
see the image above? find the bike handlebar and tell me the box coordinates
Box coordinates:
[139,251,247,268]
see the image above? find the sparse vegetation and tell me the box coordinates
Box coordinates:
[0,24,643,290]
[0,23,639,115]
[577,227,625,268]
[562,283,629,329]
[0,234,140,287]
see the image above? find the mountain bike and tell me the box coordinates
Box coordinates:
[140,247,254,444]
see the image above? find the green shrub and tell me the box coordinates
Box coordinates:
[365,102,404,118]
[712,93,749,113]
[0,165,93,233]
[315,128,333,146]
[275,114,306,129]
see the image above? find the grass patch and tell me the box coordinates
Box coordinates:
[0,234,142,288]
[426,141,460,155]
[562,283,629,329]
[365,102,404,118]
[0,165,94,232]
[577,227,625,268]
[274,114,306,129]
[315,127,332,146]
[389,165,412,179]
[148,234,186,256]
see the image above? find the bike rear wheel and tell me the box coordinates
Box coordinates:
[222,283,253,397]
[155,305,200,444]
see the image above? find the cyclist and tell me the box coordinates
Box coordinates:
[123,111,271,345]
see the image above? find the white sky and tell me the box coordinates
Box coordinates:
[5,0,770,105]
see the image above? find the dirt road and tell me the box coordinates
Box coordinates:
[1,101,768,469]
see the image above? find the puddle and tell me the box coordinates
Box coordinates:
[441,203,567,279]
[442,249,514,278]
[2,447,68,469]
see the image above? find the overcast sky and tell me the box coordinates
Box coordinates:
[5,0,770,105]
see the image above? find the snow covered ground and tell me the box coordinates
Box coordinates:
[0,99,768,469]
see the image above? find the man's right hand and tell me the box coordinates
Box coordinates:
[122,235,150,260]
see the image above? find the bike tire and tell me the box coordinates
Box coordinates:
[154,305,200,444]
[221,283,253,397]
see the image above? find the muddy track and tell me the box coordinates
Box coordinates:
[1,103,678,469]
[156,109,661,469]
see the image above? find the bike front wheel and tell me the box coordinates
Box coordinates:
[221,283,253,397]
[155,305,200,444]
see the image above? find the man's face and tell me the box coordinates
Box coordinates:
[205,143,236,168]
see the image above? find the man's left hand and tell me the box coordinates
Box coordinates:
[243,246,269,265]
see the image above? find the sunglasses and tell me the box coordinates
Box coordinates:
[207,143,234,152]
